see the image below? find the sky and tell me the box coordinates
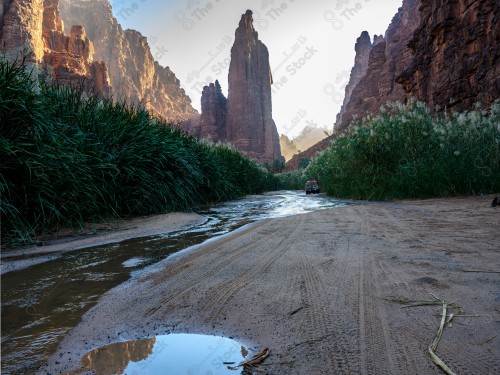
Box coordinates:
[109,0,402,138]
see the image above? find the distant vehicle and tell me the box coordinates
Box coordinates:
[305,179,320,194]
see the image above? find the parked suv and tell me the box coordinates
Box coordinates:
[305,179,320,194]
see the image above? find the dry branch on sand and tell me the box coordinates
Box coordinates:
[227,348,270,372]
[387,293,475,375]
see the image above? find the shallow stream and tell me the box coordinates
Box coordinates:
[1,191,359,374]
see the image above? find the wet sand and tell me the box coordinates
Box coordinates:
[1,212,204,274]
[42,195,499,374]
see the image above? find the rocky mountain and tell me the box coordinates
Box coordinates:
[1,0,111,95]
[225,10,282,163]
[334,31,372,128]
[1,0,45,63]
[285,135,334,172]
[336,0,421,130]
[197,80,227,141]
[398,0,499,112]
[288,0,498,170]
[280,126,331,162]
[195,10,282,163]
[58,0,197,123]
[337,0,498,130]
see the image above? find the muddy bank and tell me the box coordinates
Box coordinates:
[43,195,499,374]
[1,212,204,274]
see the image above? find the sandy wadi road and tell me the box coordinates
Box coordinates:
[45,196,499,374]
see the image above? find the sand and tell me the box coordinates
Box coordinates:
[41,195,499,374]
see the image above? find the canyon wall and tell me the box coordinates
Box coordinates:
[58,0,197,123]
[337,0,421,130]
[334,31,372,128]
[398,0,499,112]
[41,0,110,95]
[289,0,498,170]
[1,0,45,63]
[337,0,498,130]
[1,0,111,95]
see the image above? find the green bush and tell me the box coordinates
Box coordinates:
[306,100,500,200]
[0,61,275,245]
[275,170,306,190]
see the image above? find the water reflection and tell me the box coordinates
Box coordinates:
[81,334,246,375]
[81,337,156,375]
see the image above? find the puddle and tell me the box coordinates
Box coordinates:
[1,191,363,373]
[80,334,248,375]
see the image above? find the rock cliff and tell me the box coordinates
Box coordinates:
[225,10,282,163]
[1,0,45,63]
[41,0,110,95]
[398,0,499,112]
[337,0,421,130]
[290,0,498,170]
[334,31,372,128]
[285,135,334,172]
[1,0,111,95]
[58,0,198,123]
[198,80,227,141]
[337,0,498,130]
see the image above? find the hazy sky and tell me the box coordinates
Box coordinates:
[110,0,402,138]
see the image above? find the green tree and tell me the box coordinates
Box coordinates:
[299,158,310,169]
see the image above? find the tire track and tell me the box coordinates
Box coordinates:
[202,214,306,322]
[364,205,500,374]
[145,217,298,316]
[284,213,361,374]
[41,196,500,375]
[356,206,426,374]
[361,256,398,375]
[146,219,272,284]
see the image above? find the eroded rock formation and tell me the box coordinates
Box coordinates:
[58,0,198,123]
[1,0,45,63]
[337,0,421,130]
[286,0,498,170]
[225,10,282,163]
[398,0,499,112]
[1,0,111,95]
[285,135,334,172]
[336,0,498,131]
[192,10,282,162]
[334,31,372,127]
[41,0,111,95]
[288,0,422,168]
[198,80,227,141]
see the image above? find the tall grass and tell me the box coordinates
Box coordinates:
[275,170,306,190]
[0,61,275,245]
[306,101,499,200]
